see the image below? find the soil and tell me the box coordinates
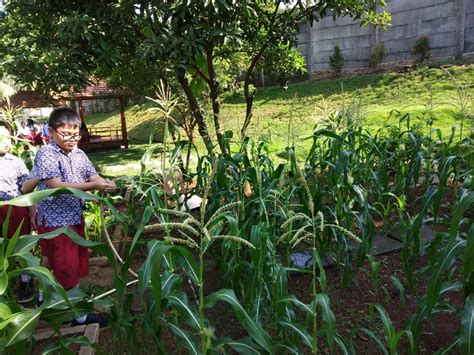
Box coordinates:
[289,254,463,354]
[76,249,463,354]
[36,183,465,353]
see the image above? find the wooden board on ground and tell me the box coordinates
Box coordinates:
[33,324,100,355]
[388,225,438,246]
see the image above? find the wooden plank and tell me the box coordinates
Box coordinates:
[79,324,100,355]
[33,325,86,341]
[89,256,109,267]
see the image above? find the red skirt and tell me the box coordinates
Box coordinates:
[0,205,30,238]
[38,221,89,289]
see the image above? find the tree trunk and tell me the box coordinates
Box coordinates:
[176,69,215,155]
[241,43,269,137]
[206,46,225,154]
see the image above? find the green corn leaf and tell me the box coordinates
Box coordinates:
[390,276,406,306]
[0,271,7,295]
[138,240,172,295]
[335,332,356,355]
[435,338,460,355]
[215,337,262,354]
[371,304,396,346]
[160,272,180,298]
[0,309,41,349]
[460,294,474,355]
[309,129,345,142]
[278,295,314,317]
[448,190,474,245]
[150,248,162,332]
[463,225,474,297]
[275,344,300,354]
[171,246,200,285]
[0,187,98,208]
[0,303,12,320]
[130,205,154,253]
[40,302,92,325]
[10,226,101,256]
[167,293,201,330]
[426,239,465,312]
[204,289,274,352]
[279,320,314,350]
[315,293,336,354]
[42,335,98,354]
[313,248,327,292]
[166,320,199,355]
[1,205,12,239]
[361,328,389,355]
[4,220,23,258]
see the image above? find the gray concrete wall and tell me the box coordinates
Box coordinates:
[466,0,474,53]
[297,0,473,74]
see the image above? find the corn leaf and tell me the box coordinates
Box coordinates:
[460,294,474,355]
[204,289,274,352]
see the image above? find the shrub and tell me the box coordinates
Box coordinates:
[369,42,386,68]
[412,36,431,65]
[329,45,344,73]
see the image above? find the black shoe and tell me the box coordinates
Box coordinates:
[36,296,43,308]
[17,282,34,304]
[71,313,108,328]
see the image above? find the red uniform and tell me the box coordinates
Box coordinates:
[0,205,30,237]
[38,220,88,290]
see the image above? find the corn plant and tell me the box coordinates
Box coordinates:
[137,161,274,354]
[362,304,414,355]
[410,188,474,352]
[0,188,119,353]
[277,167,360,354]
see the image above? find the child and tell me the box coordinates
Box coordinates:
[0,120,37,303]
[34,107,115,326]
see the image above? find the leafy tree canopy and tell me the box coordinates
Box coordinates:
[0,0,389,153]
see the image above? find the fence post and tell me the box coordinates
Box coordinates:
[307,23,314,78]
[455,0,467,60]
[119,96,129,149]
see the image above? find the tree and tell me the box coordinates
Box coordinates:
[329,45,344,73]
[0,1,390,154]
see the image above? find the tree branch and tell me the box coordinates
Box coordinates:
[176,68,215,155]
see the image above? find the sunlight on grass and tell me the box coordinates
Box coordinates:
[86,65,473,176]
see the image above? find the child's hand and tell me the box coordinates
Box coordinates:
[94,179,113,192]
[30,215,37,232]
[104,179,116,193]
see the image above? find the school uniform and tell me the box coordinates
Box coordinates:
[34,142,97,289]
[0,153,30,237]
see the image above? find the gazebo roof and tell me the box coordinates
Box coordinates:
[57,80,126,101]
[0,90,55,108]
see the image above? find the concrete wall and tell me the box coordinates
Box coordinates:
[466,0,474,53]
[297,0,473,74]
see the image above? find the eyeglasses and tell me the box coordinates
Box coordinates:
[53,129,82,141]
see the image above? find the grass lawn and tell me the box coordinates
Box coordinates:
[87,65,473,176]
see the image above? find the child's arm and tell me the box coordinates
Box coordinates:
[89,174,116,193]
[28,205,37,231]
[44,177,111,192]
[21,177,39,194]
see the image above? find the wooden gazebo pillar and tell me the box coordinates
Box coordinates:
[119,96,129,149]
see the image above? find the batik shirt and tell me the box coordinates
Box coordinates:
[34,142,97,227]
[0,153,29,201]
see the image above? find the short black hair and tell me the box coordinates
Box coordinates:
[0,120,13,135]
[49,107,81,129]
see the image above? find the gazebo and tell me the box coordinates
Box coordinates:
[57,81,129,152]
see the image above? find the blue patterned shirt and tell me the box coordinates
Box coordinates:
[34,142,97,227]
[0,153,29,201]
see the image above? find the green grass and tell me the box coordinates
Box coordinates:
[86,65,473,175]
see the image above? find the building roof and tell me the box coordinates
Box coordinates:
[57,80,125,100]
[0,90,54,108]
